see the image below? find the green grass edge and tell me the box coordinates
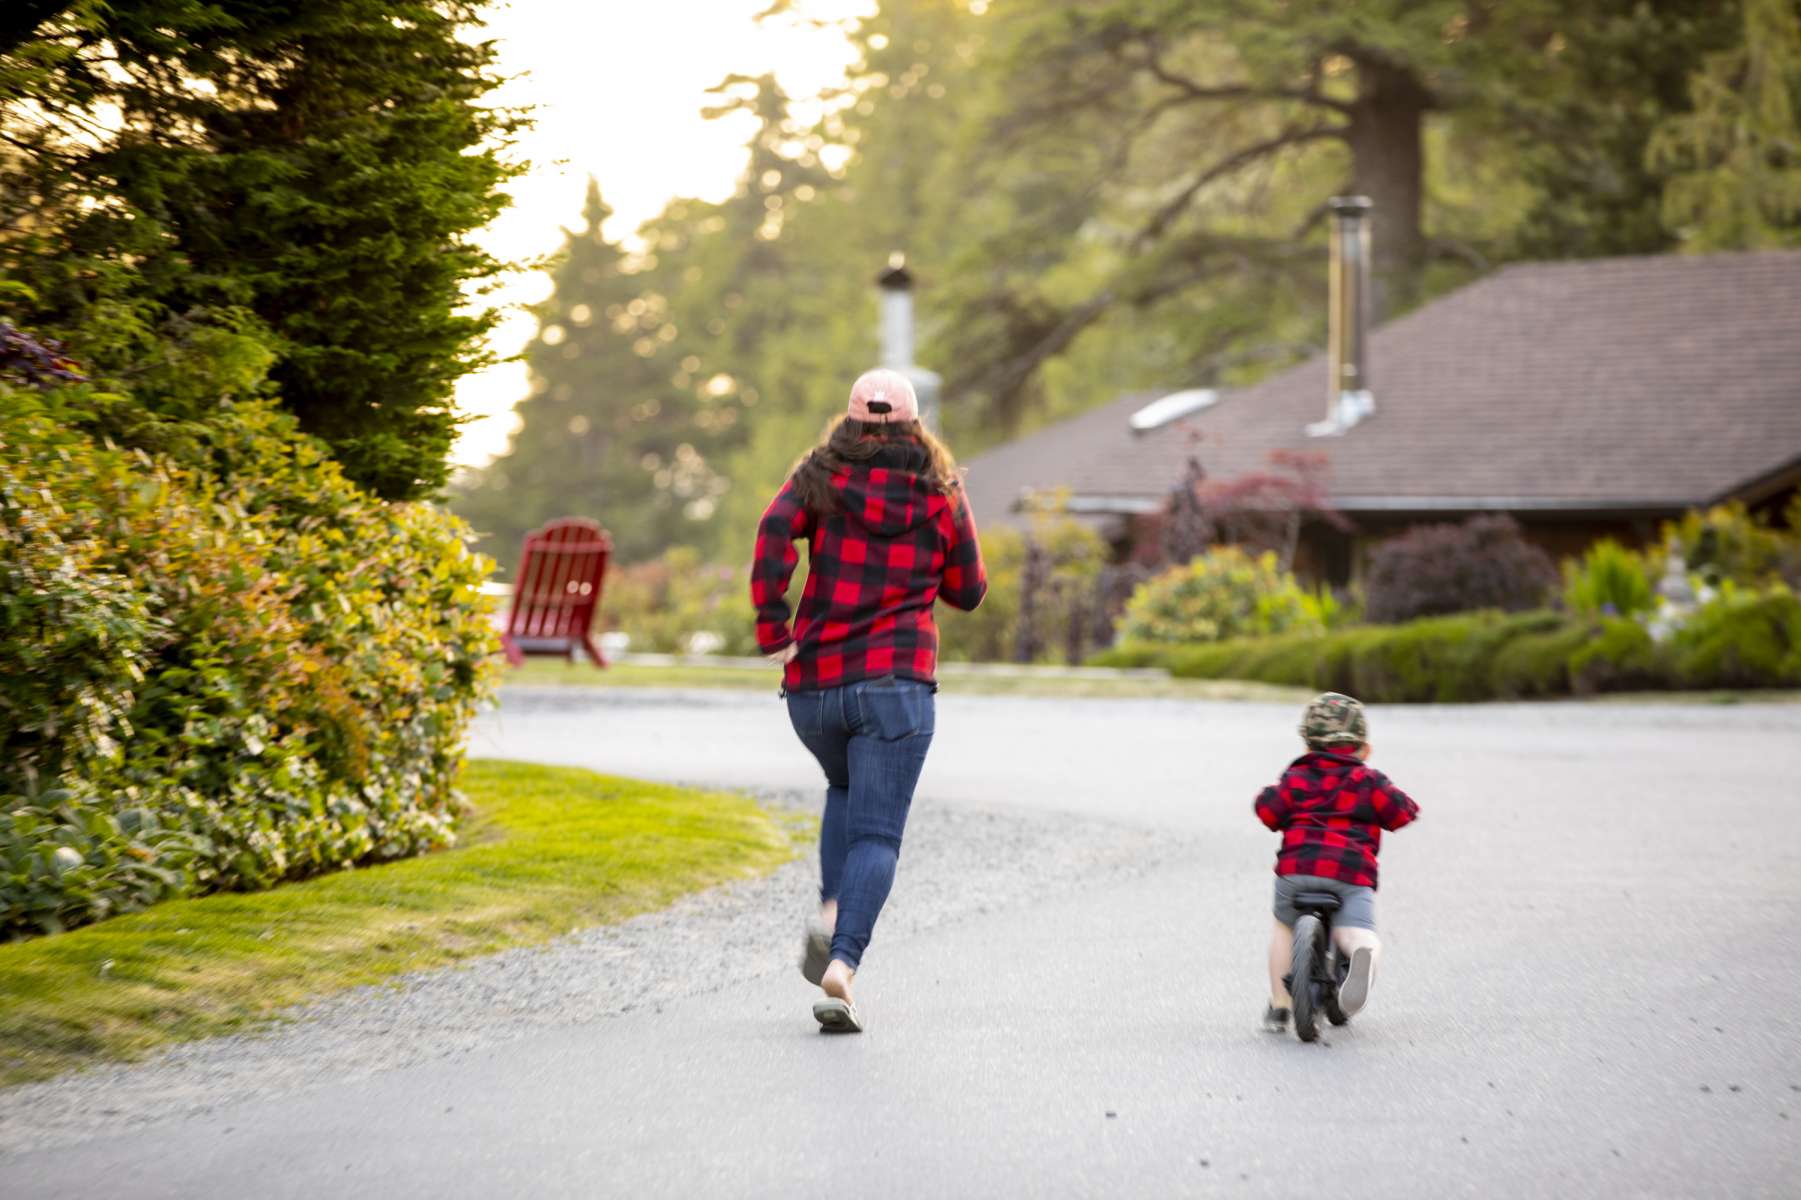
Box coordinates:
[0,759,807,1088]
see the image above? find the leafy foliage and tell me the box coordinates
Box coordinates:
[0,760,796,1085]
[1162,450,1348,574]
[454,178,753,566]
[1098,595,1801,702]
[1667,500,1801,589]
[1117,547,1319,646]
[1363,515,1556,625]
[1648,0,1801,251]
[938,515,1115,665]
[1670,584,1801,687]
[603,548,759,656]
[0,381,498,940]
[1564,539,1658,618]
[584,513,1114,667]
[1506,0,1742,260]
[452,0,1786,575]
[1,0,522,499]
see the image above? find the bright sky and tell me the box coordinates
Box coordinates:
[453,0,873,468]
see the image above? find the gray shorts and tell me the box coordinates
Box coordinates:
[1273,874,1376,931]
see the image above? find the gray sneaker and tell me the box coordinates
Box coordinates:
[1336,947,1375,1017]
[1262,1004,1290,1033]
[800,919,831,986]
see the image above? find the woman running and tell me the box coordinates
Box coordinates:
[750,367,987,1033]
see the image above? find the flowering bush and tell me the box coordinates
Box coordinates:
[1,383,498,938]
[1116,547,1320,645]
[1363,515,1556,624]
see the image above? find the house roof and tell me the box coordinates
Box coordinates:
[960,390,1163,530]
[963,250,1801,526]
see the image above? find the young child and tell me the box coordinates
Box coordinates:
[1256,692,1419,1031]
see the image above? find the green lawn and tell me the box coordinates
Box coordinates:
[0,761,802,1086]
[504,657,1313,701]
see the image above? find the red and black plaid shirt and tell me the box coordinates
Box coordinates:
[751,454,986,692]
[1254,751,1420,889]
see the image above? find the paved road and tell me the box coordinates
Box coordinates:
[5,689,1800,1198]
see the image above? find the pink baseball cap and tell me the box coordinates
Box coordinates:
[847,368,919,424]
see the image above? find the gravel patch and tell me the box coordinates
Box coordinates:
[0,790,1190,1157]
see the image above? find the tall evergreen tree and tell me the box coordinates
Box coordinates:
[461,74,832,564]
[1505,0,1742,261]
[1649,0,1801,250]
[0,0,521,500]
[455,182,711,565]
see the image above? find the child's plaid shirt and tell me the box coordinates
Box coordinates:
[751,460,986,692]
[1255,751,1420,888]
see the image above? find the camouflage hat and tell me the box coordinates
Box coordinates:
[1299,692,1368,750]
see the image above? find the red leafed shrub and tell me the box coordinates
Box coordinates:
[1363,515,1556,624]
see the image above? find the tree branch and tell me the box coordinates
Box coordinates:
[1127,37,1355,116]
[1133,124,1343,248]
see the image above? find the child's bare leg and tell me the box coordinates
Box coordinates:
[1267,919,1294,1007]
[1332,926,1380,1015]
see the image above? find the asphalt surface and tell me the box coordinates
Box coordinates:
[4,687,1799,1198]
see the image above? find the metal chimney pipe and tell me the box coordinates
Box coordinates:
[1313,195,1374,436]
[877,251,915,370]
[874,251,942,429]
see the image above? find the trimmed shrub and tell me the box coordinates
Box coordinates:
[1364,515,1556,624]
[1567,617,1675,694]
[1102,599,1798,702]
[1347,611,1567,703]
[1088,641,1169,670]
[1117,547,1320,645]
[1488,620,1600,699]
[1564,539,1657,618]
[1,385,498,938]
[1670,586,1801,688]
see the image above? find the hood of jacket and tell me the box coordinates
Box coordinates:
[831,443,943,538]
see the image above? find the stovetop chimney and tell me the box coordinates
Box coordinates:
[1307,196,1375,437]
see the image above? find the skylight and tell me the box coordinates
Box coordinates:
[1129,389,1218,432]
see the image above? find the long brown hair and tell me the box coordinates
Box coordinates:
[791,415,962,514]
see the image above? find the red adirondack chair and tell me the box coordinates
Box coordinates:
[500,517,612,668]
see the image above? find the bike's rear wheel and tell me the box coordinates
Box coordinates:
[1290,915,1322,1042]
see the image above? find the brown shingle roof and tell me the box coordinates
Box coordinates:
[960,390,1163,529]
[967,250,1801,521]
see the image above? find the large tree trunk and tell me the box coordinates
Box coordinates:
[1344,57,1431,317]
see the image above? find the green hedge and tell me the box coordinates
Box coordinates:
[1,386,498,938]
[1092,597,1801,702]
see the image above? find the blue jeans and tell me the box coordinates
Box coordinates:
[785,677,935,972]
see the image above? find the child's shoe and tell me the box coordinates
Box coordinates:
[1336,947,1375,1016]
[1262,1004,1290,1033]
